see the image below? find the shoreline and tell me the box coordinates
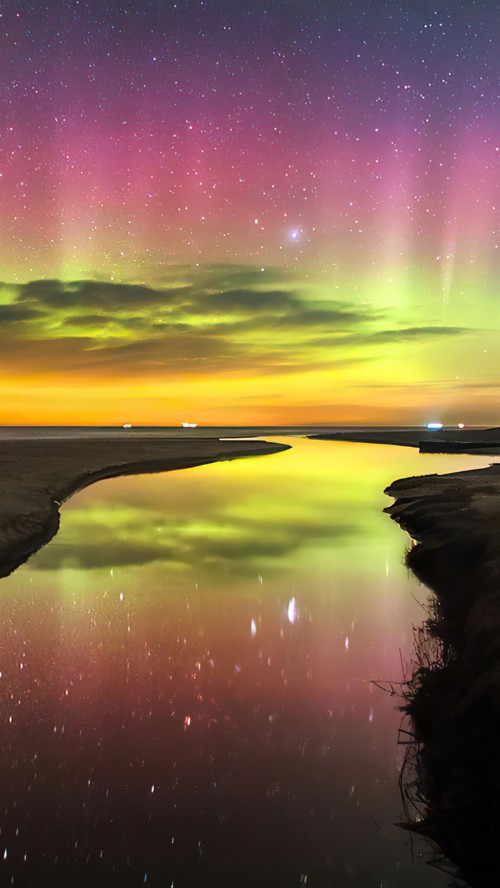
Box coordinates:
[384,462,500,886]
[310,426,500,454]
[0,437,290,580]
[384,460,500,544]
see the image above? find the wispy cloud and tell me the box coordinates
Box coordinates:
[0,265,472,380]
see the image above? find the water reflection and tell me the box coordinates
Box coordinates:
[0,440,491,887]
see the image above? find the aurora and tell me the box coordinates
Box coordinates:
[0,0,497,426]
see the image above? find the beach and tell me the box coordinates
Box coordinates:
[0,435,290,579]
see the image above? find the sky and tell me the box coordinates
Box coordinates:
[0,0,498,426]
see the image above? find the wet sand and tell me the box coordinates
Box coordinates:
[0,436,290,579]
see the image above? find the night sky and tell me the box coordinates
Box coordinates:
[0,0,498,425]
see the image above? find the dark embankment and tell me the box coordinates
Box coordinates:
[311,426,500,454]
[419,440,500,454]
[0,436,290,580]
[384,462,500,887]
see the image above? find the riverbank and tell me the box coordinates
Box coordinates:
[0,436,290,579]
[384,461,500,887]
[385,460,500,554]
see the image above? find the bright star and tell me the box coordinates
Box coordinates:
[289,229,300,240]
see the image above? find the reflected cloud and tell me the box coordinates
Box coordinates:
[33,512,353,573]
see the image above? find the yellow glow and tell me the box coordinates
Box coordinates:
[0,263,497,425]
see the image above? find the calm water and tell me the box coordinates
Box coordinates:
[0,439,493,887]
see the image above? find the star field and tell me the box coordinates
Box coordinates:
[0,0,498,423]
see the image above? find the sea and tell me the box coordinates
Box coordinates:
[0,428,493,887]
[0,424,423,438]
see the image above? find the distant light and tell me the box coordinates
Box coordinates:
[289,228,300,241]
[287,597,297,624]
[122,423,132,429]
[250,619,257,637]
[426,422,443,430]
[457,422,465,429]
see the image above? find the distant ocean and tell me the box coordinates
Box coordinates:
[0,424,422,439]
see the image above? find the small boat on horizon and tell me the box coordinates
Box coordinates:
[122,423,133,429]
[181,422,198,429]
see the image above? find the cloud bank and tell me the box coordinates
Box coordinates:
[0,265,469,381]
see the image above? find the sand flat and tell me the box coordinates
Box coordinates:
[0,436,290,579]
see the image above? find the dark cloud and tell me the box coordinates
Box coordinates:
[0,304,44,322]
[18,279,65,300]
[364,326,469,343]
[310,326,469,348]
[204,309,366,336]
[63,314,162,330]
[197,288,297,313]
[17,279,180,310]
[152,322,192,332]
[62,314,117,327]
[0,265,472,380]
[274,307,365,327]
[186,289,367,328]
[157,263,292,291]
